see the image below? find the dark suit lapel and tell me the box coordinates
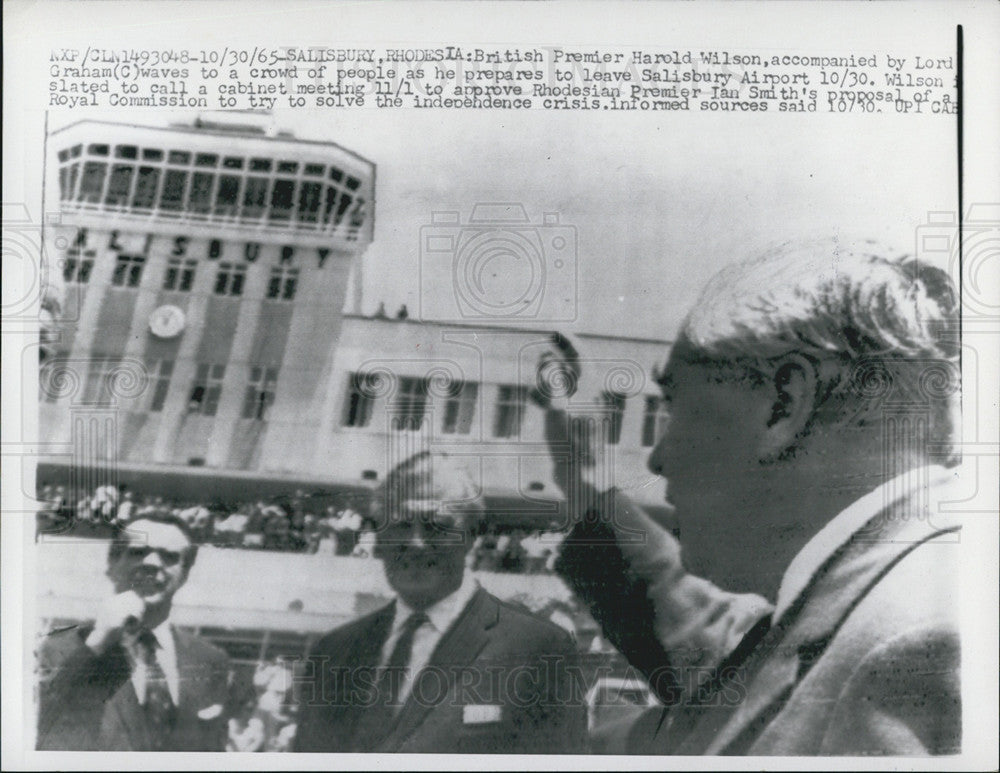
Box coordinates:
[359,602,398,667]
[336,603,397,747]
[104,645,154,750]
[172,627,199,712]
[382,587,497,751]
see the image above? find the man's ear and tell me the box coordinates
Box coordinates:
[759,354,817,462]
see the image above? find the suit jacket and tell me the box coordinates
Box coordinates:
[36,623,232,751]
[557,476,963,755]
[294,586,588,754]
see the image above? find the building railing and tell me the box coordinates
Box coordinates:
[55,134,373,245]
[57,198,368,243]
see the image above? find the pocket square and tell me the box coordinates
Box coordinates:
[197,703,224,720]
[463,704,502,724]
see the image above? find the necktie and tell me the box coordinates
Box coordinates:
[379,611,430,710]
[354,610,429,750]
[137,629,176,749]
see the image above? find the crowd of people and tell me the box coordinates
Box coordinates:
[36,483,374,556]
[470,528,564,573]
[226,660,298,753]
[35,483,566,574]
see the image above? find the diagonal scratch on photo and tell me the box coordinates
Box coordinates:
[21,103,985,759]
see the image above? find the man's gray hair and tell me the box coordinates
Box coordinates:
[370,451,486,529]
[679,237,960,454]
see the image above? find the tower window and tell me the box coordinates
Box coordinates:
[493,385,527,438]
[163,258,197,292]
[79,161,108,203]
[241,366,278,421]
[390,377,428,432]
[111,254,145,288]
[131,167,161,209]
[342,372,377,428]
[266,266,299,301]
[188,363,225,416]
[297,182,323,223]
[269,179,296,221]
[600,391,627,445]
[63,249,96,284]
[159,169,189,212]
[213,262,247,297]
[82,355,117,404]
[441,381,478,435]
[214,174,241,217]
[242,177,269,219]
[104,165,134,206]
[145,359,174,412]
[641,395,670,447]
[189,172,216,214]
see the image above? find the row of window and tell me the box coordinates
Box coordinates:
[58,358,279,421]
[63,248,300,300]
[342,372,672,446]
[56,143,367,233]
[58,143,349,177]
[45,359,673,446]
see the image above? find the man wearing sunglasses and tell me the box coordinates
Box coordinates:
[294,451,587,754]
[36,514,232,751]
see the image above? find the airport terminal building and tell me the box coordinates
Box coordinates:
[36,115,672,691]
[41,117,673,518]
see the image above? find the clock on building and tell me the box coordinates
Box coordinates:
[149,305,186,338]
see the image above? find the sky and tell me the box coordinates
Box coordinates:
[48,105,958,341]
[313,107,956,340]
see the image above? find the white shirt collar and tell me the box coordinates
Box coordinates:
[773,465,951,624]
[150,620,175,654]
[393,571,478,635]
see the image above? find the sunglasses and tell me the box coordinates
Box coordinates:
[123,545,184,567]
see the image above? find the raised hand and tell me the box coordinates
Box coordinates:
[530,332,605,510]
[85,590,146,654]
[530,332,581,411]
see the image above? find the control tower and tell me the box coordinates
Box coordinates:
[41,115,375,483]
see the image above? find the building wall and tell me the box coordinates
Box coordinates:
[312,316,673,510]
[42,120,374,482]
[42,223,360,471]
[41,120,676,514]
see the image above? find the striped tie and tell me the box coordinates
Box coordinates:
[137,629,176,750]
